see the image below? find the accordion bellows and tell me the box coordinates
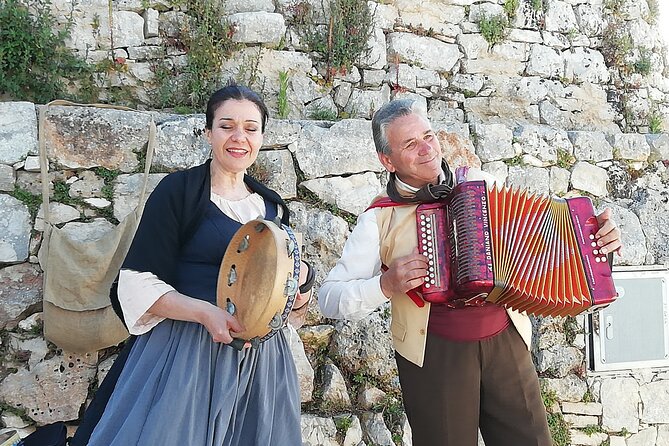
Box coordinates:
[417,181,617,317]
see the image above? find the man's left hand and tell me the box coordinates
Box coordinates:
[595,207,622,256]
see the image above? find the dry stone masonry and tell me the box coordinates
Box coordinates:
[1,0,669,445]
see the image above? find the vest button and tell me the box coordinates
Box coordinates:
[419,329,426,335]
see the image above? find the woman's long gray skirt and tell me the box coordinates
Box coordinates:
[88,319,301,446]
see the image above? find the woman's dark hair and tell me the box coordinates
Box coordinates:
[205,82,269,132]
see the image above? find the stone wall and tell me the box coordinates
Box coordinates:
[1,0,669,445]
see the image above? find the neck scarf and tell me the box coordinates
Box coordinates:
[386,160,454,204]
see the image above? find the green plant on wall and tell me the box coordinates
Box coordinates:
[504,0,519,20]
[277,70,290,118]
[541,386,571,446]
[646,0,659,24]
[0,0,93,103]
[291,0,373,82]
[633,48,652,76]
[648,110,664,134]
[478,13,509,46]
[151,0,240,111]
[530,0,544,11]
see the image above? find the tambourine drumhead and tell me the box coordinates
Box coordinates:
[216,219,299,341]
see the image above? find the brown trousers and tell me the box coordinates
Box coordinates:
[395,326,552,446]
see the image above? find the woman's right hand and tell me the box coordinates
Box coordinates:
[148,291,248,346]
[198,303,245,344]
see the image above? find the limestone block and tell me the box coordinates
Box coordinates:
[330,309,396,381]
[470,122,514,162]
[0,195,31,263]
[627,427,658,446]
[569,430,607,446]
[286,325,314,403]
[0,165,15,192]
[457,33,489,59]
[646,133,669,162]
[508,29,543,43]
[153,115,209,170]
[40,106,150,172]
[301,415,339,446]
[341,414,363,446]
[544,0,579,33]
[541,374,588,402]
[295,119,379,178]
[561,401,603,416]
[387,32,460,72]
[0,264,42,330]
[223,0,274,13]
[574,3,606,37]
[482,161,508,184]
[113,11,145,48]
[301,172,382,216]
[507,165,550,194]
[527,44,564,79]
[387,64,417,90]
[35,203,81,231]
[640,380,669,423]
[287,202,350,274]
[0,102,37,165]
[0,351,98,424]
[549,166,570,195]
[563,48,609,84]
[468,2,504,22]
[396,0,465,34]
[113,173,167,222]
[514,124,572,165]
[610,134,651,163]
[254,149,298,199]
[321,360,351,408]
[601,377,640,433]
[357,385,386,410]
[361,412,394,446]
[263,119,302,148]
[568,131,613,162]
[345,85,391,119]
[142,8,159,38]
[361,27,388,70]
[228,12,286,45]
[563,414,599,428]
[571,161,608,196]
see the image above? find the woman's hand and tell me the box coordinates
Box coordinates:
[148,291,249,346]
[199,303,245,344]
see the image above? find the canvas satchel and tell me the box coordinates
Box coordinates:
[37,100,155,353]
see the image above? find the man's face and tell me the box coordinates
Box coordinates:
[378,113,442,188]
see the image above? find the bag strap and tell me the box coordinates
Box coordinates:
[38,100,156,225]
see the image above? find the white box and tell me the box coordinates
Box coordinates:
[588,266,669,372]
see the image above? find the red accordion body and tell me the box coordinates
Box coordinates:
[417,181,617,317]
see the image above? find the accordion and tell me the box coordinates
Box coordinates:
[417,181,617,317]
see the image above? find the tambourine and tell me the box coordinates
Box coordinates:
[216,219,300,347]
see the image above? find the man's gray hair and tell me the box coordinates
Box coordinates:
[372,99,428,155]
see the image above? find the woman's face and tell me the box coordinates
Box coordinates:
[206,99,264,175]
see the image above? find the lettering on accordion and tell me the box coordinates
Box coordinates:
[414,181,617,317]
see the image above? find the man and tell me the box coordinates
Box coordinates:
[318,99,622,446]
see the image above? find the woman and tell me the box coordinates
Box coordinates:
[80,84,310,445]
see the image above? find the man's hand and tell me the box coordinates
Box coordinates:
[595,207,622,256]
[380,250,429,298]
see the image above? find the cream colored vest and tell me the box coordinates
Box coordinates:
[375,169,532,367]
